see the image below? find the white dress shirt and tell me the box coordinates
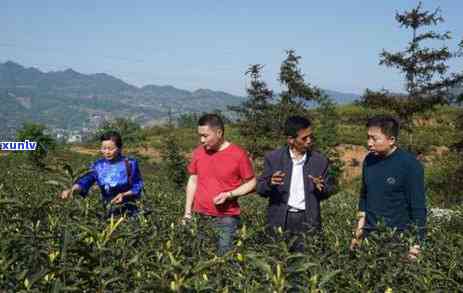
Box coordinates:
[287,149,306,211]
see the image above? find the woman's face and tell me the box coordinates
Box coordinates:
[100,140,120,160]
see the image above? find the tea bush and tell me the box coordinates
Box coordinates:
[425,151,463,207]
[1,153,462,292]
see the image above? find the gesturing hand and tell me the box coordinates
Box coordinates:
[309,175,325,192]
[270,171,286,186]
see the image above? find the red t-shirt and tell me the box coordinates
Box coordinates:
[187,143,254,216]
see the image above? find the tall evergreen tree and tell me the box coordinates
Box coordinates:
[276,50,322,136]
[229,64,274,158]
[159,132,188,190]
[379,2,463,125]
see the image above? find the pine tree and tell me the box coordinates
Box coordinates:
[276,49,322,136]
[229,64,274,158]
[379,2,463,126]
[159,132,188,190]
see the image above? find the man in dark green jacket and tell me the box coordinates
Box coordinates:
[351,116,427,260]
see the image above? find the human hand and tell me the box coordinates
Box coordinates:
[60,189,73,200]
[309,175,325,192]
[350,227,363,250]
[182,212,192,225]
[111,193,126,204]
[350,238,362,251]
[213,192,232,205]
[270,171,286,186]
[408,245,421,261]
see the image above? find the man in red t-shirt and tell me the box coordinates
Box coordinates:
[183,113,256,255]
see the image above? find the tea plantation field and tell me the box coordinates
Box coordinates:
[1,152,462,292]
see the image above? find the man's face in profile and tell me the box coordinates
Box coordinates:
[198,125,223,151]
[288,127,313,154]
[367,127,395,156]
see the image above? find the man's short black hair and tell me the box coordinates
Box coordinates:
[367,115,400,138]
[100,131,123,148]
[285,116,312,137]
[198,113,225,132]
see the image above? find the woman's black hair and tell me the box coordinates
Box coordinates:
[100,131,123,148]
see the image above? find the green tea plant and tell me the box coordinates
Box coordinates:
[1,151,462,292]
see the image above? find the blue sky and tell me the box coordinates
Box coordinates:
[1,0,462,96]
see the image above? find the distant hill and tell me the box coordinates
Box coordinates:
[323,89,360,104]
[0,61,246,139]
[0,60,361,139]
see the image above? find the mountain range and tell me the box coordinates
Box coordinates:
[0,60,361,139]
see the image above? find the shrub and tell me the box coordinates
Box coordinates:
[15,122,56,167]
[425,151,463,207]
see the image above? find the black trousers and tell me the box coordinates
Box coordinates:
[285,211,306,233]
[284,211,305,252]
[284,211,324,253]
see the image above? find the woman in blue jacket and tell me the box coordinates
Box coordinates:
[60,131,144,218]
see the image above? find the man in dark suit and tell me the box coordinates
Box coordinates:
[256,116,334,251]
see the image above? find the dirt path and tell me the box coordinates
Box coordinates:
[335,144,368,182]
[69,146,100,156]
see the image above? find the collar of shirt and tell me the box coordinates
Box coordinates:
[289,149,307,165]
[103,154,124,164]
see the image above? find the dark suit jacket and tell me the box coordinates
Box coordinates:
[256,146,334,230]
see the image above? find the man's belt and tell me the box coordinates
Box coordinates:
[288,207,305,213]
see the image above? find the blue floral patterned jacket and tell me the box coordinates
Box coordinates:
[75,155,143,205]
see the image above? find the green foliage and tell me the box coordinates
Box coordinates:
[94,117,145,146]
[230,51,336,158]
[275,50,322,135]
[425,151,463,207]
[15,122,56,167]
[313,94,344,190]
[45,159,91,191]
[0,153,462,291]
[378,2,463,126]
[176,112,201,129]
[358,89,419,122]
[314,95,338,152]
[158,132,188,191]
[176,110,231,129]
[229,64,276,158]
[455,110,463,151]
[400,127,458,155]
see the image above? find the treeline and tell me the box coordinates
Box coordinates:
[9,2,463,206]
